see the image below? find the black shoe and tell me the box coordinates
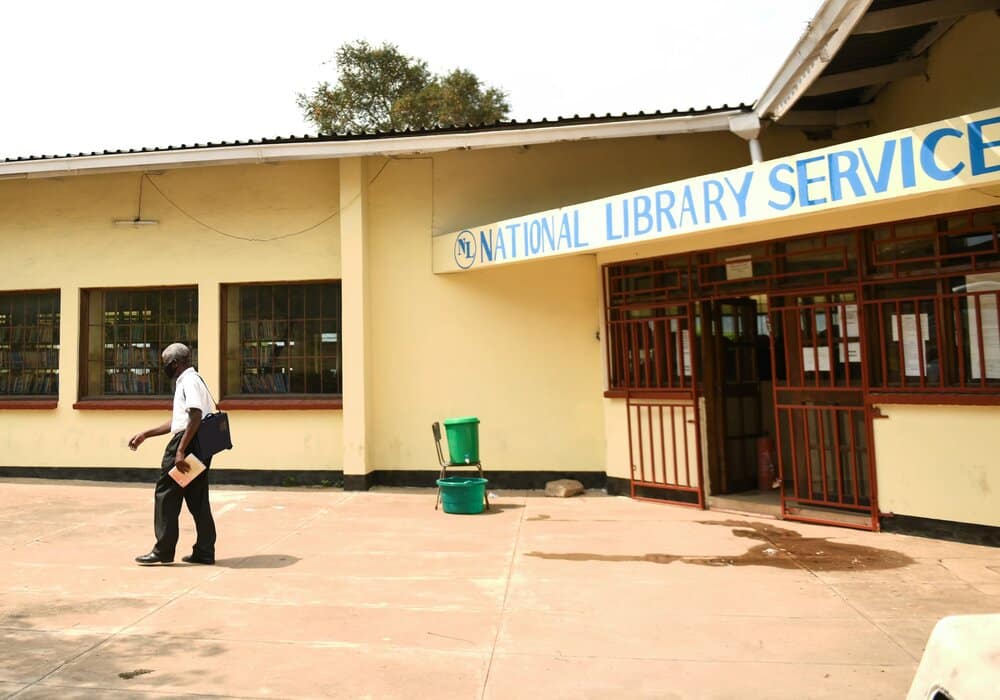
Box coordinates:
[182,554,215,565]
[135,551,174,565]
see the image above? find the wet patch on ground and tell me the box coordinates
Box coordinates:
[118,668,154,680]
[526,519,914,572]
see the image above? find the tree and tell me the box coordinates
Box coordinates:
[297,41,510,134]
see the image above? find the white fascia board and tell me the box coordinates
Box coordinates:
[755,0,874,122]
[0,110,743,181]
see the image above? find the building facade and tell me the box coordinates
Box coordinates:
[1,1,998,541]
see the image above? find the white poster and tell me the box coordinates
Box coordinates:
[670,319,693,377]
[891,313,930,377]
[966,273,1000,380]
[834,304,861,338]
[838,342,862,363]
[802,346,832,372]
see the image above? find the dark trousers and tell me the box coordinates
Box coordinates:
[153,432,216,560]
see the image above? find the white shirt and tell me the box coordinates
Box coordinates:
[171,367,215,434]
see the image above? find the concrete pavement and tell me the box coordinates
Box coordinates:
[1,479,999,699]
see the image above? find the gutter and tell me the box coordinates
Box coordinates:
[755,0,873,122]
[0,109,747,181]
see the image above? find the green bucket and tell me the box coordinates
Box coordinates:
[437,476,487,514]
[443,416,480,464]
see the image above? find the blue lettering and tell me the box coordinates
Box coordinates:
[506,223,519,258]
[768,163,796,210]
[655,189,677,230]
[605,202,622,240]
[479,230,493,262]
[702,180,726,223]
[494,227,507,260]
[622,199,631,238]
[921,127,965,181]
[678,186,697,227]
[572,210,587,248]
[969,115,1000,176]
[724,172,753,217]
[900,136,917,188]
[634,195,654,235]
[859,140,896,193]
[557,213,573,249]
[796,155,827,206]
[827,151,864,201]
[540,217,556,251]
[529,220,542,255]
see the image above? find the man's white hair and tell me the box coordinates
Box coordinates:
[162,343,191,364]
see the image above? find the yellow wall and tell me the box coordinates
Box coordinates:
[873,404,1000,527]
[368,156,605,471]
[0,162,344,470]
[873,12,1000,133]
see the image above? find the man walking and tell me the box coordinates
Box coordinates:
[128,343,216,565]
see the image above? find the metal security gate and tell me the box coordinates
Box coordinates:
[605,291,704,507]
[769,292,878,529]
[626,392,704,506]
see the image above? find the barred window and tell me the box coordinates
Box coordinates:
[0,291,60,397]
[222,282,342,397]
[81,287,197,398]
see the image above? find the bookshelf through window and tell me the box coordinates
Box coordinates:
[81,287,197,398]
[0,291,60,397]
[223,282,342,397]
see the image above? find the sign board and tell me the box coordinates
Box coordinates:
[434,108,1000,273]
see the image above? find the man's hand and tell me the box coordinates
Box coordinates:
[174,451,191,474]
[128,433,146,451]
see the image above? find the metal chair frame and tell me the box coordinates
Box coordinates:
[432,421,489,510]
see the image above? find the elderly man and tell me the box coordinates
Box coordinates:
[128,343,217,565]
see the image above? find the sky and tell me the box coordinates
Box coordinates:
[0,0,825,159]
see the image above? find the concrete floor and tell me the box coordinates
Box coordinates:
[2,479,999,699]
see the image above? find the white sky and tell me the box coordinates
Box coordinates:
[0,0,824,159]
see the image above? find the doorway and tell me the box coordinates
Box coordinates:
[702,296,781,516]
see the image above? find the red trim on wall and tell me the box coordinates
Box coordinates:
[73,399,172,410]
[0,399,58,409]
[218,397,343,410]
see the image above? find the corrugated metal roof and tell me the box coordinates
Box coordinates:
[0,103,752,164]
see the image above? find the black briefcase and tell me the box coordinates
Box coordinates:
[198,411,233,458]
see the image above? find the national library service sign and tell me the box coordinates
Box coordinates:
[433,107,1000,273]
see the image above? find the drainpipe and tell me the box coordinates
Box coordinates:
[729,113,764,164]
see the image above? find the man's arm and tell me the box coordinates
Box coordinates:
[128,421,172,451]
[173,408,203,473]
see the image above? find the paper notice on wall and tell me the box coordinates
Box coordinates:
[890,313,929,377]
[838,342,861,363]
[833,304,861,338]
[966,273,1000,380]
[670,320,693,376]
[725,256,753,280]
[802,346,832,372]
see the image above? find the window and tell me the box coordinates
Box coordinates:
[222,282,342,397]
[81,287,197,398]
[0,291,60,397]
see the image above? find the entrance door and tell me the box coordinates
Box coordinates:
[705,298,765,494]
[768,291,878,529]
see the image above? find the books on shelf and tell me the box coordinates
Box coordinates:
[240,371,290,393]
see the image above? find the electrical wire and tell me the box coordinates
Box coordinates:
[142,157,393,242]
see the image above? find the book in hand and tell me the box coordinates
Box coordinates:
[168,453,207,488]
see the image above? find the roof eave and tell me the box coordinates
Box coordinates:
[755,0,874,122]
[0,109,747,181]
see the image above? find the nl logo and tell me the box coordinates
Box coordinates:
[454,230,477,269]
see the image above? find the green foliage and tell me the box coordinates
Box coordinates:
[297,41,510,134]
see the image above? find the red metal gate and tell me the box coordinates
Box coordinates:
[606,299,704,507]
[769,291,879,529]
[626,392,704,506]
